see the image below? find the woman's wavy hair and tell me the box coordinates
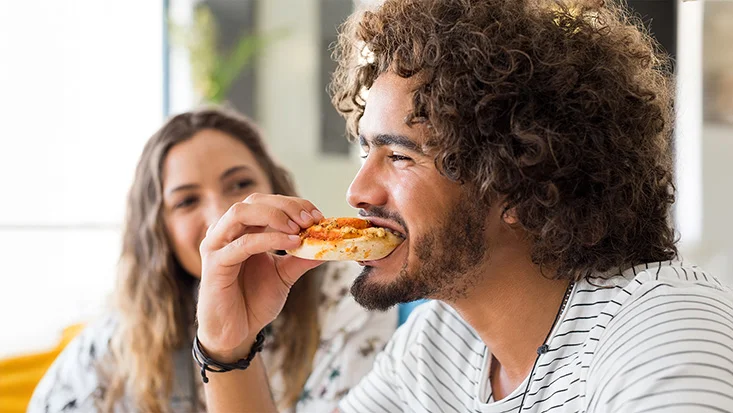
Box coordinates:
[331,0,677,280]
[101,107,320,412]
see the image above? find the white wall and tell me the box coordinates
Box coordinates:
[0,1,163,357]
[675,0,733,284]
[685,123,733,283]
[256,0,361,219]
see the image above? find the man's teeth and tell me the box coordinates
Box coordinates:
[386,228,405,238]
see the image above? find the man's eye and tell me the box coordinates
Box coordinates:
[388,154,412,162]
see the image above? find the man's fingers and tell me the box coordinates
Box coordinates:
[216,231,302,267]
[243,193,324,228]
[202,195,324,252]
[203,202,301,251]
[274,255,324,287]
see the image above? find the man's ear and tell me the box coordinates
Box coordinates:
[501,205,519,225]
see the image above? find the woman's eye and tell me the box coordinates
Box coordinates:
[232,179,254,191]
[174,196,198,210]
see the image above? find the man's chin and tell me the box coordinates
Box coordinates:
[350,266,427,311]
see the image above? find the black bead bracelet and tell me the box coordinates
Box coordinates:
[192,331,266,383]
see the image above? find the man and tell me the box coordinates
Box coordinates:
[195,0,733,412]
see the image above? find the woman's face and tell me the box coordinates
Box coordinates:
[161,128,273,278]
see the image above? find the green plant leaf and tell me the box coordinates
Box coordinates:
[169,4,289,104]
[213,28,290,101]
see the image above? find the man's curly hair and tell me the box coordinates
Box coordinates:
[331,0,677,280]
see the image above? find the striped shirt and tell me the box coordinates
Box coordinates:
[340,261,733,413]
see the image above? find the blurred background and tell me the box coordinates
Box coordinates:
[0,0,731,361]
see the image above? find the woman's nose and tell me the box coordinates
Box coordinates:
[203,197,232,228]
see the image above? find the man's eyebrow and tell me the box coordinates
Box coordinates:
[359,134,426,155]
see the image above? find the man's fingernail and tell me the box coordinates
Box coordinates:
[300,210,313,222]
[288,234,300,241]
[288,219,299,232]
[311,210,324,221]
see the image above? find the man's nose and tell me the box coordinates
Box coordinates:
[346,158,388,210]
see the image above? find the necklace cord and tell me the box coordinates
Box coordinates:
[514,280,575,410]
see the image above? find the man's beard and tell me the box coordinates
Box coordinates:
[351,193,489,311]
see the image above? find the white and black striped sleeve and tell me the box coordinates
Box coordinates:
[585,282,733,412]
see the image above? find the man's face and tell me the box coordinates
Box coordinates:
[347,72,490,310]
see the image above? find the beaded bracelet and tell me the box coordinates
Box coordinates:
[192,331,266,383]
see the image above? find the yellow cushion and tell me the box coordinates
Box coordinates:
[0,324,85,413]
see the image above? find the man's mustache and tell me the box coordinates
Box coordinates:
[358,206,409,235]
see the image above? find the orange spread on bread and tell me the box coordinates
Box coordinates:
[301,218,388,241]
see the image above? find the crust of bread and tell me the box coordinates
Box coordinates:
[286,231,403,261]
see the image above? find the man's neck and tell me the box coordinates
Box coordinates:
[447,258,572,394]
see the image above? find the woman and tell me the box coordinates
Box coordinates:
[29,107,397,413]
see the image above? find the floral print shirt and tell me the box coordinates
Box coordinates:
[28,262,397,412]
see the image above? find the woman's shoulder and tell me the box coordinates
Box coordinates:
[317,261,398,339]
[78,314,118,350]
[48,314,119,370]
[67,314,119,364]
[27,314,119,412]
[298,263,398,411]
[318,261,360,308]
